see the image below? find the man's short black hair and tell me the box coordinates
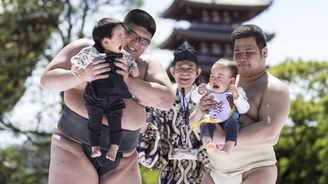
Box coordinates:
[231,24,267,50]
[92,18,125,46]
[123,9,156,37]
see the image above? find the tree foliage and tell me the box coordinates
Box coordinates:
[269,60,328,184]
[0,141,50,184]
[0,0,141,122]
[0,0,62,117]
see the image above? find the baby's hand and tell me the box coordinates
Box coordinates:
[198,83,207,95]
[230,84,239,99]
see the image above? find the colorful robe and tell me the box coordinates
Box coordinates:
[138,88,209,184]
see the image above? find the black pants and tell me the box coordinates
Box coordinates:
[57,105,141,176]
[84,87,126,147]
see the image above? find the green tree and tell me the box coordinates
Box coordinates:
[0,141,50,184]
[0,0,62,119]
[269,60,328,184]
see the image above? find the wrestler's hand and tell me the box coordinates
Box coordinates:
[80,59,110,82]
[74,68,87,78]
[230,84,239,99]
[198,83,207,95]
[189,94,215,129]
[129,65,140,78]
[114,57,130,82]
[199,94,215,114]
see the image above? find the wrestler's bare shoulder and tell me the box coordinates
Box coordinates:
[138,54,155,69]
[139,54,154,64]
[267,72,289,94]
[62,39,94,57]
[137,54,163,80]
[140,54,167,78]
[46,38,94,71]
[70,38,94,48]
[139,54,163,68]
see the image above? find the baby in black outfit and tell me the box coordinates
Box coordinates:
[70,18,139,161]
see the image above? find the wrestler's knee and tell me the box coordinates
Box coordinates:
[242,165,277,184]
[49,137,98,184]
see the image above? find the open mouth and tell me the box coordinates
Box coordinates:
[238,64,249,67]
[213,84,219,89]
[180,78,189,82]
[126,45,137,52]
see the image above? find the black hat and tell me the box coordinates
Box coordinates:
[172,41,199,66]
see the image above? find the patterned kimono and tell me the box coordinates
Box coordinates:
[138,87,209,184]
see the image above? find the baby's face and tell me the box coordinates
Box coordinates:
[103,25,126,53]
[209,66,234,93]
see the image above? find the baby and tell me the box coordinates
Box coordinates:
[191,58,249,155]
[70,18,139,161]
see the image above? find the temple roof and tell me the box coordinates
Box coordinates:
[160,24,234,49]
[162,0,272,22]
[160,23,274,50]
[161,0,274,80]
[185,0,272,6]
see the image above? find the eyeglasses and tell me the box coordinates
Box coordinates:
[126,30,151,46]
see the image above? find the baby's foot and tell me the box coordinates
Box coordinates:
[106,144,119,161]
[202,137,211,145]
[219,141,235,155]
[206,142,217,153]
[91,146,101,158]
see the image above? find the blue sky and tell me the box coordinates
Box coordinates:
[141,0,328,66]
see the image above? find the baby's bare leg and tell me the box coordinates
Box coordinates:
[106,144,119,161]
[220,140,235,155]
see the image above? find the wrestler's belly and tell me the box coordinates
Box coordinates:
[208,146,276,174]
[64,88,146,131]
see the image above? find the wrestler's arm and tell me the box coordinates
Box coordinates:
[212,80,290,147]
[125,56,175,110]
[40,39,110,91]
[237,81,290,146]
